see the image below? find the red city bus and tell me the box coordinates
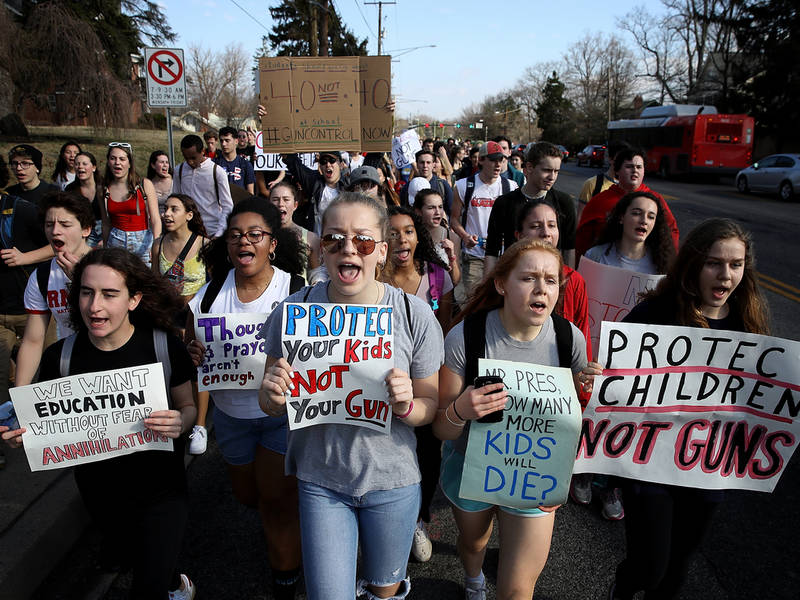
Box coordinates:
[607,105,755,177]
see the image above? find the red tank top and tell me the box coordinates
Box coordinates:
[106,186,147,231]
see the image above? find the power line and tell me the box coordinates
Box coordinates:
[353,0,377,39]
[227,0,271,34]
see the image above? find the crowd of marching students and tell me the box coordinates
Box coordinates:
[0,133,770,600]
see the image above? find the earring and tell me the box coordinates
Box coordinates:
[226,254,231,264]
[269,251,276,261]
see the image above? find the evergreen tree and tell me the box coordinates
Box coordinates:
[535,72,577,146]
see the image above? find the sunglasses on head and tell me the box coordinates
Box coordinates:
[321,233,381,255]
[108,142,132,150]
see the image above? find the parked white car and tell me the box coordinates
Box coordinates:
[736,154,800,201]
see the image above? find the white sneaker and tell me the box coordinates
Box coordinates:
[411,519,433,562]
[465,583,487,600]
[188,426,207,455]
[168,574,195,600]
[601,488,625,521]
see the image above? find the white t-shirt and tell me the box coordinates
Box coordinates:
[584,242,658,275]
[189,267,292,419]
[455,175,518,257]
[315,185,340,235]
[55,172,76,191]
[24,258,75,339]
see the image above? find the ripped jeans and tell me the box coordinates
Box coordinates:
[297,479,419,600]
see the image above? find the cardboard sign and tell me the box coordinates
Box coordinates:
[253,130,318,171]
[10,364,172,471]
[194,313,269,391]
[259,56,392,153]
[459,359,582,509]
[574,322,800,492]
[281,302,394,432]
[578,258,664,358]
[392,129,422,169]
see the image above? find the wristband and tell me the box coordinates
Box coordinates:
[396,400,414,419]
[445,404,465,427]
[451,398,466,422]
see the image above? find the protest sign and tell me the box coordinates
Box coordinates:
[459,359,582,509]
[391,129,422,169]
[253,130,317,172]
[578,257,663,358]
[194,313,268,391]
[574,322,800,492]
[258,56,392,154]
[10,364,172,472]
[281,302,394,433]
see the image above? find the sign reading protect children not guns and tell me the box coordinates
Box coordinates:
[280,303,394,433]
[258,56,392,153]
[10,364,172,471]
[573,322,800,492]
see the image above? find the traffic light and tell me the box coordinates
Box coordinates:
[456,123,461,128]
[424,123,430,128]
[469,124,475,129]
[439,123,444,128]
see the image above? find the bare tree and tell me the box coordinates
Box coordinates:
[187,43,254,123]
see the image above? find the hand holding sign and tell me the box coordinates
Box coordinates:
[454,381,508,422]
[1,424,25,449]
[143,409,185,439]
[260,357,294,417]
[385,368,414,416]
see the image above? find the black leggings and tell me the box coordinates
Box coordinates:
[414,423,442,523]
[614,483,719,600]
[75,470,188,599]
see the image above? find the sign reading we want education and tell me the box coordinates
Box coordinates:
[459,359,582,509]
[574,322,800,492]
[10,364,172,472]
[259,56,392,153]
[281,302,394,433]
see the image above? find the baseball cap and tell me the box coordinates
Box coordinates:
[478,141,504,160]
[8,144,43,172]
[319,151,342,161]
[349,166,381,187]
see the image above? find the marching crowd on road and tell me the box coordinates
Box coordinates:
[0,114,775,600]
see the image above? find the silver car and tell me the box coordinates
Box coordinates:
[736,154,800,201]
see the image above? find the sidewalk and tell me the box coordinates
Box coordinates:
[0,445,89,600]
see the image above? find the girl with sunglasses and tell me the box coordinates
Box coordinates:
[434,238,600,600]
[609,218,769,600]
[260,192,445,600]
[185,198,306,599]
[101,142,161,266]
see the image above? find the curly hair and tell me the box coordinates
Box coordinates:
[40,190,95,229]
[642,218,769,334]
[68,248,183,336]
[457,239,563,324]
[166,193,209,238]
[383,206,448,285]
[593,191,675,274]
[201,197,307,282]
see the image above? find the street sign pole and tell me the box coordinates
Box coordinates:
[166,108,174,168]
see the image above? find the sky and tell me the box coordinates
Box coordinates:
[161,0,666,120]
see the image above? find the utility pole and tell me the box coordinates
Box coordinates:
[319,0,330,56]
[310,5,319,56]
[365,1,396,55]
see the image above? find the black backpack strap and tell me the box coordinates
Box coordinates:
[289,273,305,294]
[153,329,172,391]
[36,260,52,302]
[461,173,477,227]
[551,313,574,369]
[463,310,488,387]
[213,162,220,206]
[501,176,511,195]
[59,334,77,378]
[402,290,414,341]
[199,276,226,313]
[302,284,313,302]
[592,174,604,197]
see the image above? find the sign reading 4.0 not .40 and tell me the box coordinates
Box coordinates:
[145,47,187,107]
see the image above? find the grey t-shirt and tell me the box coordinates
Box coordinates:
[584,242,658,275]
[263,282,445,495]
[444,309,587,454]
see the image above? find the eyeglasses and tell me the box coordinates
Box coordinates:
[10,161,34,170]
[225,230,272,244]
[321,233,382,255]
[319,157,338,166]
[108,142,132,150]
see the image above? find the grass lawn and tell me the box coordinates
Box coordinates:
[1,125,183,183]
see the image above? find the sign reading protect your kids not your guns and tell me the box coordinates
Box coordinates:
[281,303,394,433]
[574,322,800,492]
[459,359,582,509]
[194,313,269,391]
[10,364,172,471]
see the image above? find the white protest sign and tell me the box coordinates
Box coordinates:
[254,131,317,171]
[578,258,664,359]
[10,364,172,472]
[392,129,422,169]
[194,313,268,391]
[574,322,800,492]
[459,359,582,509]
[281,302,394,433]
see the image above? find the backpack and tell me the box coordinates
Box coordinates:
[0,193,18,250]
[427,263,446,312]
[592,174,605,198]
[463,310,573,387]
[36,260,52,302]
[461,173,511,226]
[60,329,172,396]
[200,272,306,314]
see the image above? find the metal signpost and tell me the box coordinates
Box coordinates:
[144,47,187,168]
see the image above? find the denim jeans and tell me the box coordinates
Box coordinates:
[297,479,420,600]
[108,227,153,267]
